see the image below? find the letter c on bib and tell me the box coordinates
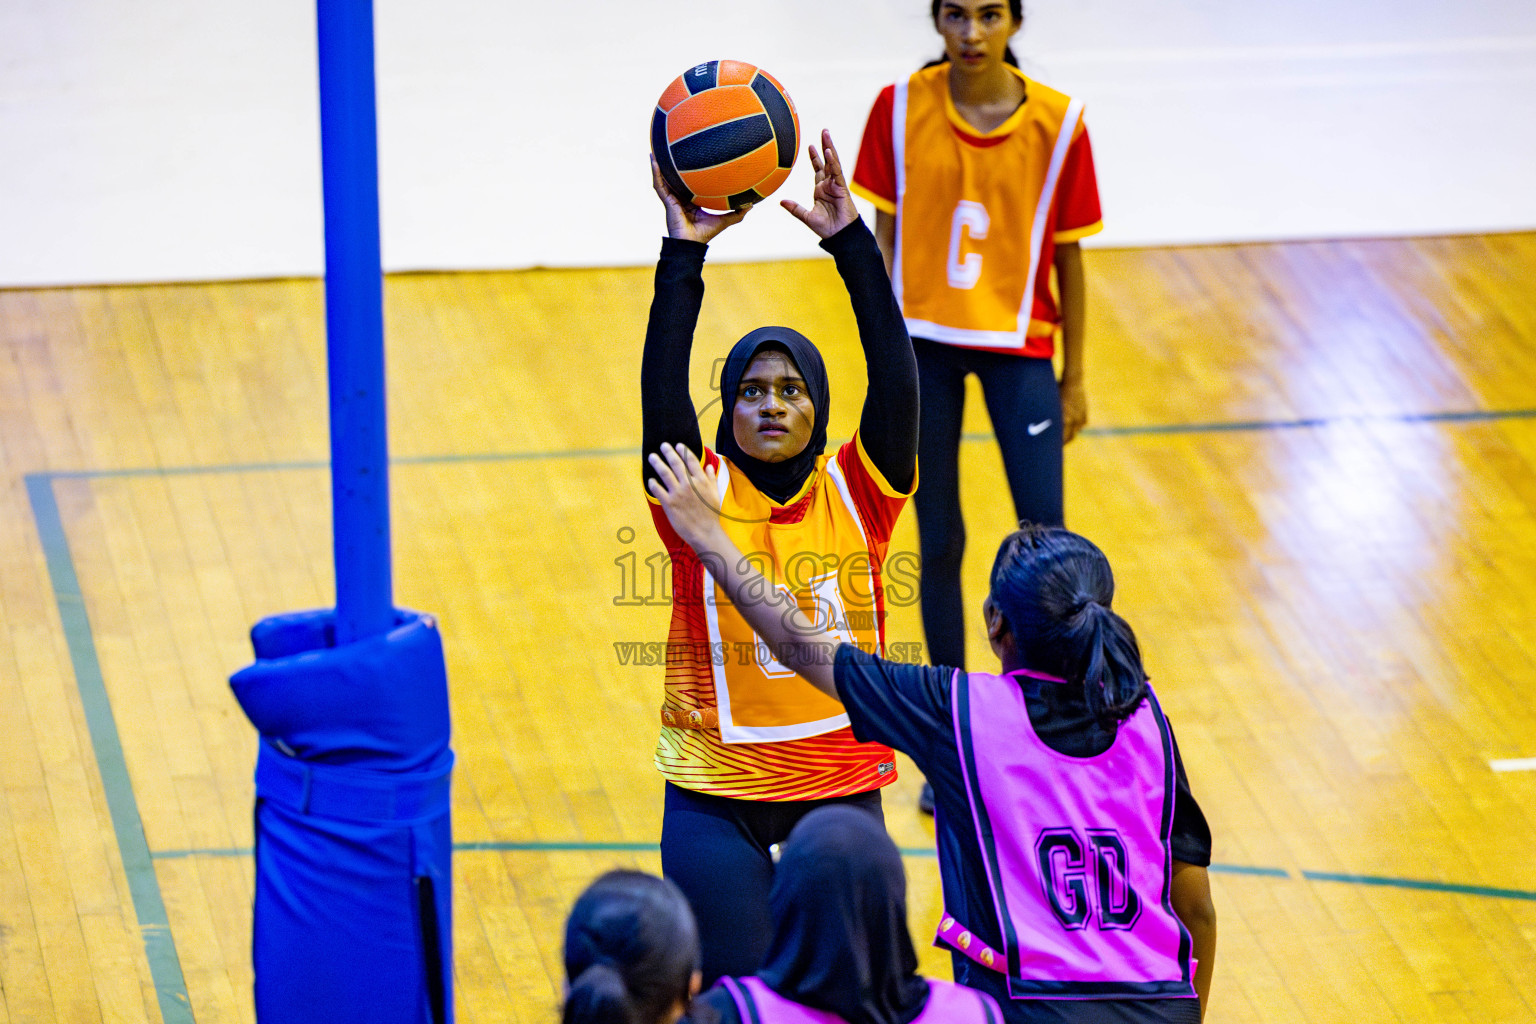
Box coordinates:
[947,200,989,290]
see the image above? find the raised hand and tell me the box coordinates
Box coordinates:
[651,156,750,244]
[781,130,859,240]
[645,442,841,697]
[646,443,725,551]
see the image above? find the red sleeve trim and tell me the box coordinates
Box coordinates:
[852,432,917,501]
[835,435,914,548]
[1051,126,1102,237]
[851,86,898,210]
[648,449,722,573]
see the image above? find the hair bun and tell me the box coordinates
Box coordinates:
[564,962,633,1024]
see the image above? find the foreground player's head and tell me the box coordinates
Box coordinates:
[563,870,701,1024]
[759,805,929,1024]
[986,525,1149,722]
[930,0,1024,69]
[715,327,830,502]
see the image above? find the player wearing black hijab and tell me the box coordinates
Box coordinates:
[641,132,919,983]
[689,805,1000,1024]
[708,325,832,503]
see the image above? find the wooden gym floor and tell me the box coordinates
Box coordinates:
[3,232,1535,1022]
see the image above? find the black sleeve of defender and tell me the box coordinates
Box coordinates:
[1167,721,1213,867]
[833,644,953,770]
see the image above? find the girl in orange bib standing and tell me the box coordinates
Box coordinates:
[643,131,918,983]
[852,2,1103,803]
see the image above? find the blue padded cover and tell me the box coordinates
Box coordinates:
[230,608,454,1023]
[231,608,450,770]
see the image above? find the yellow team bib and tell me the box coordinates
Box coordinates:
[704,455,883,744]
[893,65,1083,349]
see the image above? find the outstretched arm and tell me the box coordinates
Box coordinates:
[1170,861,1216,1018]
[640,158,751,484]
[786,132,916,491]
[646,443,842,697]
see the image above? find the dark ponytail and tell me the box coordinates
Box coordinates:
[988,524,1148,722]
[565,962,637,1024]
[925,0,1024,68]
[1065,599,1147,722]
[562,870,700,1024]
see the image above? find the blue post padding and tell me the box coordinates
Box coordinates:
[233,608,449,771]
[231,609,453,1023]
[251,749,453,1024]
[318,0,393,644]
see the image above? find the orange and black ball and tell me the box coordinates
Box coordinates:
[651,60,800,212]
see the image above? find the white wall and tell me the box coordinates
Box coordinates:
[2,0,1534,286]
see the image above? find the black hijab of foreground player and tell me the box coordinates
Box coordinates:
[714,328,831,504]
[563,869,700,1024]
[758,805,930,1024]
[988,523,1149,723]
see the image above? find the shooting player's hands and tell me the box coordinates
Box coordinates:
[652,156,750,244]
[781,130,858,239]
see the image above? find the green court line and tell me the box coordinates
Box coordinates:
[145,844,1536,902]
[1207,863,1291,878]
[1303,871,1536,902]
[150,847,257,859]
[150,842,927,858]
[35,406,1536,481]
[150,843,1292,877]
[44,460,330,480]
[1078,406,1536,437]
[25,475,195,1024]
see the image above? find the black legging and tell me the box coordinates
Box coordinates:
[912,337,1064,669]
[660,782,883,985]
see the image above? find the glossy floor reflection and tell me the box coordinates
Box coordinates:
[2,232,1534,1022]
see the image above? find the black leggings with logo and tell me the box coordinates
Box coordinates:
[912,338,1064,670]
[660,781,884,985]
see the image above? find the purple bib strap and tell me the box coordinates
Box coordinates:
[722,976,998,1023]
[913,978,1003,1023]
[722,976,844,1024]
[938,910,1200,995]
[719,977,757,1023]
[935,910,1006,974]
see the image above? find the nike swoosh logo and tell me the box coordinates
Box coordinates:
[1027,419,1052,436]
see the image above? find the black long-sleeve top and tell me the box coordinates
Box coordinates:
[640,219,917,493]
